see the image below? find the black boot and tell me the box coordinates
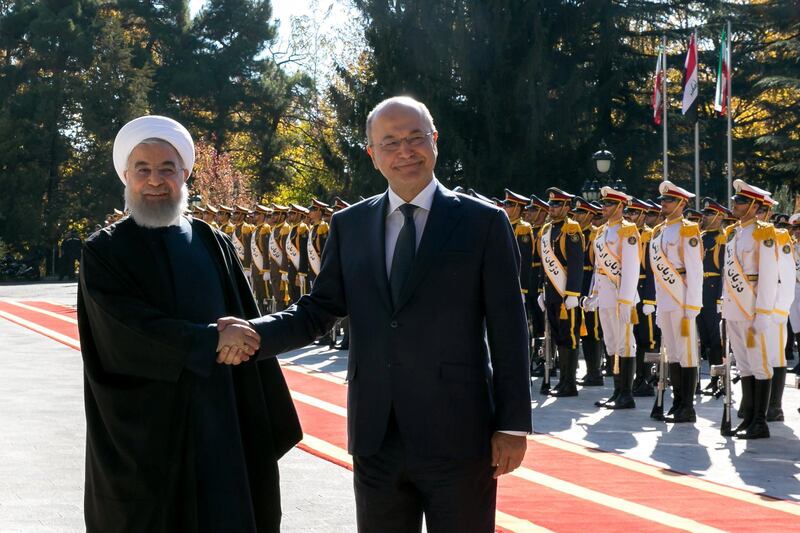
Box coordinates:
[734,376,755,433]
[665,367,697,423]
[606,357,636,409]
[702,376,720,397]
[767,367,786,422]
[667,362,682,416]
[552,348,567,393]
[737,378,771,439]
[552,348,579,397]
[595,356,620,407]
[578,340,604,386]
[632,354,655,397]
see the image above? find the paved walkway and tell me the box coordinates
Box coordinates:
[2,281,800,532]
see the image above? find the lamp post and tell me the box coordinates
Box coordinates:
[189,193,203,208]
[583,141,615,200]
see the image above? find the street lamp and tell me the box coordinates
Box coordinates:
[189,193,203,208]
[592,140,614,177]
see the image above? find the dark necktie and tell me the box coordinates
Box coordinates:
[389,203,418,306]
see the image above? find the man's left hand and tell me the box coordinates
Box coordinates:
[490,432,527,479]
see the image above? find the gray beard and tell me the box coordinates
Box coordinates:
[125,184,188,228]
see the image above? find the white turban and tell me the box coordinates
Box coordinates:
[112,115,195,183]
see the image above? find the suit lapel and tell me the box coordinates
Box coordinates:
[393,184,462,314]
[368,193,393,314]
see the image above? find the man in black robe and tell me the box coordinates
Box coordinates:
[77,115,301,532]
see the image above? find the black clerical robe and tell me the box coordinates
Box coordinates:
[77,215,301,533]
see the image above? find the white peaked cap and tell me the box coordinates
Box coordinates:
[113,115,195,183]
[788,213,800,226]
[732,179,771,201]
[658,180,695,200]
[600,186,631,203]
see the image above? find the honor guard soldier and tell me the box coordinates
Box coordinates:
[191,204,206,219]
[625,197,659,397]
[649,181,703,423]
[684,208,702,223]
[571,197,604,386]
[232,205,256,287]
[285,204,310,303]
[721,179,779,439]
[585,187,640,409]
[759,197,795,422]
[503,189,534,308]
[698,198,729,396]
[217,204,234,231]
[307,199,330,289]
[526,194,551,376]
[538,188,584,397]
[203,204,219,227]
[330,197,351,349]
[269,204,291,310]
[645,200,663,227]
[333,197,350,213]
[250,204,273,312]
[788,214,800,375]
[466,188,494,205]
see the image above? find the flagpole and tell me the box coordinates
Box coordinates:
[726,21,732,206]
[662,35,668,183]
[693,29,700,209]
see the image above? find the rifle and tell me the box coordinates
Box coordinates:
[649,344,667,420]
[539,303,553,395]
[712,319,735,436]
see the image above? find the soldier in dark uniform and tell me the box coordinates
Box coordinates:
[285,204,310,304]
[645,200,662,229]
[698,198,728,396]
[203,204,219,228]
[684,208,703,224]
[307,199,333,346]
[571,197,604,386]
[217,204,234,231]
[330,197,351,349]
[250,205,273,313]
[503,189,533,311]
[526,194,550,376]
[772,213,797,374]
[624,198,659,397]
[232,205,255,288]
[538,188,585,397]
[269,204,290,310]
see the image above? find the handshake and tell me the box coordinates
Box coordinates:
[214,317,261,366]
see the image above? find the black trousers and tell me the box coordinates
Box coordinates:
[633,303,660,353]
[545,301,581,349]
[697,285,722,365]
[353,411,496,533]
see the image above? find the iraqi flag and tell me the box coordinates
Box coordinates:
[714,27,730,115]
[652,46,665,125]
[682,32,698,123]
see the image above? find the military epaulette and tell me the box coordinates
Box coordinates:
[562,219,581,234]
[617,220,639,239]
[679,220,701,238]
[776,228,792,247]
[279,223,292,236]
[317,221,329,235]
[588,226,599,241]
[753,221,777,242]
[515,220,533,237]
[297,222,309,234]
[715,232,727,246]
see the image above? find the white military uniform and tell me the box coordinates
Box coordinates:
[650,217,703,367]
[721,218,780,380]
[589,212,640,360]
[788,227,800,333]
[769,226,795,368]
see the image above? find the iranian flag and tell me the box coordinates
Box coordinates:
[682,32,698,123]
[652,46,665,125]
[714,27,730,115]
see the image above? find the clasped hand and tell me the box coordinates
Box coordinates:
[215,317,260,365]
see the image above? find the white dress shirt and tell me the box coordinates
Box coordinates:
[385,177,437,276]
[384,177,528,437]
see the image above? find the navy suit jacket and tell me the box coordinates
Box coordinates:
[252,183,532,459]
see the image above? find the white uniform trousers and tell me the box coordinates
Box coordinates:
[727,320,775,380]
[598,307,635,359]
[766,321,788,368]
[656,311,698,368]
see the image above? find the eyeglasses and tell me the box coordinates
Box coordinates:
[373,131,435,152]
[660,197,678,204]
[733,196,752,205]
[600,200,618,207]
[549,200,569,207]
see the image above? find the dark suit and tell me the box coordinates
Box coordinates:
[253,183,531,532]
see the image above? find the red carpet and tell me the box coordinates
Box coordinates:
[3,298,800,532]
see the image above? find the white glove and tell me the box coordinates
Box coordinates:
[565,296,579,310]
[771,311,789,325]
[753,313,772,334]
[537,294,545,311]
[582,296,598,311]
[618,303,632,324]
[716,302,722,314]
[642,304,655,316]
[685,308,701,320]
